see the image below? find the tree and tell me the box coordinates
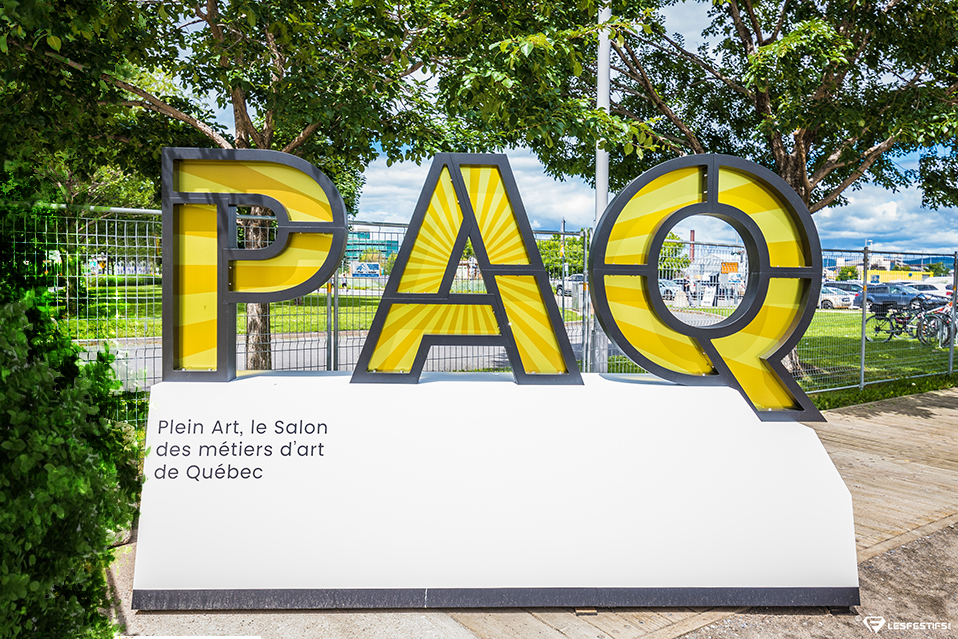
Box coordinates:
[438,0,958,379]
[837,265,859,281]
[435,2,655,174]
[659,231,690,280]
[2,0,494,370]
[383,252,398,276]
[926,262,951,277]
[537,232,586,275]
[441,0,958,212]
[3,157,160,209]
[359,249,386,266]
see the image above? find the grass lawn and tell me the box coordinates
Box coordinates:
[57,283,162,340]
[58,282,954,395]
[60,284,582,340]
[796,310,952,391]
[606,308,953,391]
[61,285,957,428]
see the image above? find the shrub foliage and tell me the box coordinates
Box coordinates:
[0,238,140,637]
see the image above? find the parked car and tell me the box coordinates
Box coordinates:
[827,281,863,295]
[658,279,682,301]
[554,273,585,296]
[922,277,954,294]
[896,281,951,296]
[820,286,854,309]
[853,284,947,313]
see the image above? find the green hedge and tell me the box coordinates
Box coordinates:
[0,244,140,636]
[810,373,958,411]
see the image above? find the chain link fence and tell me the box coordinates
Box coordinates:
[9,210,958,411]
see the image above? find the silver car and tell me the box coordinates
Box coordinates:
[658,279,682,301]
[820,286,853,309]
[554,273,585,296]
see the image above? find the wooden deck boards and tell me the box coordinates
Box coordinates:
[448,389,958,639]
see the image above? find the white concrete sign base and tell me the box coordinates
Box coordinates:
[132,373,859,610]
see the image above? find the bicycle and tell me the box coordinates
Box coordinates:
[863,306,946,344]
[919,301,955,348]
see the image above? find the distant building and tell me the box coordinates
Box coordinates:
[345,230,400,263]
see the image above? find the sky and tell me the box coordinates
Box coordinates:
[353,3,958,255]
[355,148,958,254]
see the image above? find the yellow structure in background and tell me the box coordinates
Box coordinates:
[864,270,931,283]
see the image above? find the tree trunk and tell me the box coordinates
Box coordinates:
[782,347,806,378]
[774,149,815,379]
[777,150,812,208]
[244,207,272,370]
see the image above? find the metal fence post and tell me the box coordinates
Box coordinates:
[333,268,340,371]
[951,252,957,375]
[581,228,590,373]
[560,219,566,323]
[325,282,333,371]
[859,246,869,390]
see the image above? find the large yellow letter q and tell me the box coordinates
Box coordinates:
[589,155,824,422]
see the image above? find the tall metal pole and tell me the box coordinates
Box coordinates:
[591,1,611,374]
[596,1,611,222]
[325,282,333,372]
[950,252,957,374]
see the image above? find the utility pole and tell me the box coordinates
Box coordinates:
[591,0,612,373]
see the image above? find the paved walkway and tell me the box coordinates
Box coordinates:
[110,389,958,637]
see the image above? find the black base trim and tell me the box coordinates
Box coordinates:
[132,587,860,610]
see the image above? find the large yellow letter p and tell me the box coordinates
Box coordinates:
[162,149,347,381]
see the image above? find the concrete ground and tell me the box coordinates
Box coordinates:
[110,389,958,638]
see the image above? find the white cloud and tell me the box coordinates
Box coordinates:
[357,148,596,232]
[358,149,958,255]
[671,217,742,245]
[355,158,431,224]
[813,183,958,253]
[658,1,714,50]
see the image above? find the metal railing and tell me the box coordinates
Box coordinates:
[8,209,958,402]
